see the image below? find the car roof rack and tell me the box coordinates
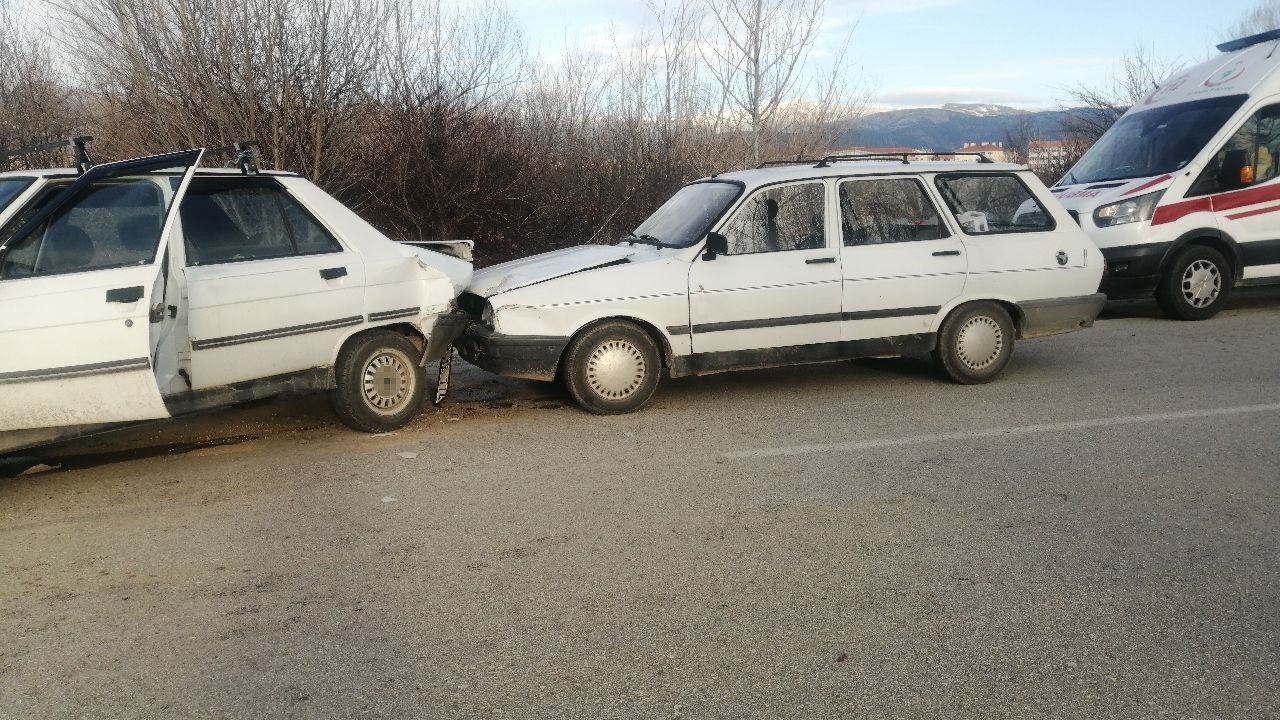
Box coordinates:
[757,158,823,168]
[204,140,260,175]
[1217,28,1280,54]
[0,136,95,174]
[814,151,993,168]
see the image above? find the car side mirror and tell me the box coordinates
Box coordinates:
[703,232,728,260]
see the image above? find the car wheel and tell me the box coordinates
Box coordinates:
[329,330,428,433]
[1156,246,1232,321]
[933,301,1015,384]
[562,321,661,414]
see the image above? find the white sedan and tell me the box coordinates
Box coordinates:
[458,158,1106,414]
[0,148,471,454]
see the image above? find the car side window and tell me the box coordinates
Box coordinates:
[181,179,342,266]
[934,174,1055,234]
[1190,104,1280,197]
[718,182,825,255]
[0,178,167,280]
[839,177,948,246]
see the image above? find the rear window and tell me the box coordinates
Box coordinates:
[934,174,1055,235]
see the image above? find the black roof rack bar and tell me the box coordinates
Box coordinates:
[0,136,94,173]
[815,151,993,168]
[204,140,260,175]
[1218,28,1280,54]
[758,158,823,168]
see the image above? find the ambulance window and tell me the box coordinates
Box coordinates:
[1190,105,1280,197]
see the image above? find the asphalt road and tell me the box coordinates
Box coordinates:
[3,290,1280,719]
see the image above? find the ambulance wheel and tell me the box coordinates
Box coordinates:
[1156,245,1232,321]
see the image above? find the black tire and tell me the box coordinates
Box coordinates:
[1156,245,1232,321]
[329,330,428,433]
[562,320,661,414]
[932,301,1015,385]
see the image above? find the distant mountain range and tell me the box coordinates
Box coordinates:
[840,103,1086,152]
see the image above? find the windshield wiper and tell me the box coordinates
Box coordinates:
[623,232,670,248]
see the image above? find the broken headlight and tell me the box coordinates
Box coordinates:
[1093,190,1165,228]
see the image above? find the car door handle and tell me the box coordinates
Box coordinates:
[320,267,347,280]
[105,286,144,303]
[932,250,961,257]
[805,257,837,264]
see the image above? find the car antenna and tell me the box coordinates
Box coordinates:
[0,136,95,174]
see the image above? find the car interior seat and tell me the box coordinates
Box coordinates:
[180,194,251,265]
[39,223,95,273]
[116,213,162,264]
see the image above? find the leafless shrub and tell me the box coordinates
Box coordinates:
[1062,45,1182,146]
[1228,0,1280,38]
[0,0,79,166]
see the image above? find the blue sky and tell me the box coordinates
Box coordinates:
[511,0,1260,109]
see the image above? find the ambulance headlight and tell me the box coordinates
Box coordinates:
[1093,190,1165,228]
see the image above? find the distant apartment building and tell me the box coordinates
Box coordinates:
[1027,140,1075,173]
[952,142,1011,163]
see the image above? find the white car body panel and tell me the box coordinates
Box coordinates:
[0,159,471,453]
[459,162,1105,382]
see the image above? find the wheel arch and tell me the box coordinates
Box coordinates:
[329,321,427,375]
[1163,228,1243,280]
[562,315,677,374]
[932,296,1026,338]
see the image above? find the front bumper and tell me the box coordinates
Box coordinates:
[1020,293,1107,339]
[421,311,471,366]
[455,324,569,381]
[1098,242,1172,299]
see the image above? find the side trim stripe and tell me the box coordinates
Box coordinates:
[193,316,364,350]
[842,306,940,321]
[0,356,151,384]
[670,306,940,335]
[368,307,421,322]
[1226,203,1280,221]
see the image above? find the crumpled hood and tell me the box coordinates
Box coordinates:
[1053,174,1173,213]
[468,245,638,297]
[408,245,474,295]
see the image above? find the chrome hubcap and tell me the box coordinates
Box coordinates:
[956,315,1003,371]
[363,350,415,413]
[1182,260,1221,308]
[585,339,647,400]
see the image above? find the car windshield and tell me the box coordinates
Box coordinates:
[630,181,742,248]
[0,178,32,214]
[1066,95,1247,185]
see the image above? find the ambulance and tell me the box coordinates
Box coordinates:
[1055,29,1280,319]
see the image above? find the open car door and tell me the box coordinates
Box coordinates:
[0,150,203,433]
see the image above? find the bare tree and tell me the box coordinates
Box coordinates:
[701,0,826,164]
[0,0,79,162]
[1062,45,1182,146]
[1228,0,1280,38]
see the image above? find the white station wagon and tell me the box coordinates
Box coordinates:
[0,147,471,455]
[458,155,1106,414]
